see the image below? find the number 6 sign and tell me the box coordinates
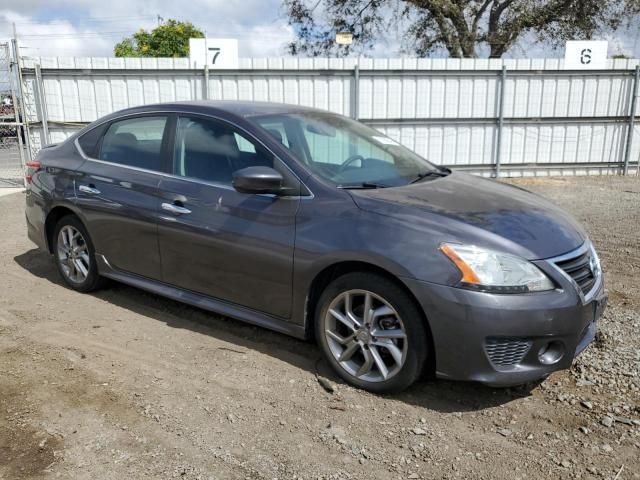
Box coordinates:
[564,41,608,69]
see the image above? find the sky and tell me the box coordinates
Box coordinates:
[0,0,297,58]
[0,0,639,59]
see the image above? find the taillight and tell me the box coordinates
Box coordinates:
[25,160,41,185]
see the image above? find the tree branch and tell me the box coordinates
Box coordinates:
[349,0,378,31]
[472,0,494,33]
[442,1,475,56]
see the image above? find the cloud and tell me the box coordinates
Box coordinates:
[0,0,295,58]
[0,0,638,60]
[0,10,116,57]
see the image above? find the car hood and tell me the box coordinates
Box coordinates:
[348,172,586,260]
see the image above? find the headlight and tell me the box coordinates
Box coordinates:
[440,243,555,293]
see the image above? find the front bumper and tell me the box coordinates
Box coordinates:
[403,265,607,387]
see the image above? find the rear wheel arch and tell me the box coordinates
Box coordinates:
[45,206,81,253]
[305,261,436,377]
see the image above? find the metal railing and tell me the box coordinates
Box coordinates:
[14,55,640,177]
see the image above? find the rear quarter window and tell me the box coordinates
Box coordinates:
[77,123,108,158]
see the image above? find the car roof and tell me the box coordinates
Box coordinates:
[70,100,338,144]
[115,100,322,118]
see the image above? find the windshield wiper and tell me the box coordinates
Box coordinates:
[337,182,390,189]
[409,169,450,184]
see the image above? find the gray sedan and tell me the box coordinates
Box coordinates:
[25,101,607,392]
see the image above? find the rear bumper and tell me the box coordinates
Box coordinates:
[25,191,49,251]
[403,274,607,387]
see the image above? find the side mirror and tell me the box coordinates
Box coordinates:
[232,166,284,195]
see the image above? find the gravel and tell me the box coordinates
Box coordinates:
[1,175,639,479]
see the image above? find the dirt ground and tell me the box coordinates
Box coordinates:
[0,175,639,480]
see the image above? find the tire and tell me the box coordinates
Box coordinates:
[52,214,105,293]
[315,272,429,393]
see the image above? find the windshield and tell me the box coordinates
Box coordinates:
[252,111,445,188]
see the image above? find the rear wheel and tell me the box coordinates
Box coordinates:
[53,215,105,292]
[315,272,428,393]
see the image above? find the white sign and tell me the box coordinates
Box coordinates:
[336,32,353,45]
[564,41,608,69]
[189,38,239,69]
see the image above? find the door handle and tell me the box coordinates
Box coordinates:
[79,184,101,195]
[161,202,191,215]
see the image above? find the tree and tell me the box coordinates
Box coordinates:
[284,0,640,58]
[114,19,204,57]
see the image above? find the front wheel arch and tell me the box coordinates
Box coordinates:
[306,261,436,378]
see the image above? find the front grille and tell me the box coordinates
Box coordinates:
[554,250,596,296]
[484,337,532,368]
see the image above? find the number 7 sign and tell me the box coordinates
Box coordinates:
[189,38,239,69]
[208,47,221,65]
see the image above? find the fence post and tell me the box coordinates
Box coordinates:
[352,62,360,120]
[11,37,33,163]
[623,64,639,175]
[494,66,507,178]
[5,43,25,176]
[203,64,210,100]
[34,64,50,146]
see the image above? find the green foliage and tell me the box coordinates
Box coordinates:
[114,19,204,57]
[284,0,640,58]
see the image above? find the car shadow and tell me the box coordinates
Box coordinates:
[14,248,538,413]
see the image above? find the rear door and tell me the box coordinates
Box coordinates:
[157,114,301,318]
[75,114,171,280]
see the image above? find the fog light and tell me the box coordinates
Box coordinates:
[538,341,564,365]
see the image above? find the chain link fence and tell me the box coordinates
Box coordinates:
[0,127,25,187]
[0,42,25,187]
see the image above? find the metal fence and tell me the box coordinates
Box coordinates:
[0,42,27,187]
[0,126,25,187]
[15,55,640,177]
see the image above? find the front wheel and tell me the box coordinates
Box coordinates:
[315,272,429,393]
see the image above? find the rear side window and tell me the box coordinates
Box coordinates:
[77,123,108,158]
[99,116,167,171]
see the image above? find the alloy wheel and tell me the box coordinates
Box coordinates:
[324,289,408,382]
[57,225,91,283]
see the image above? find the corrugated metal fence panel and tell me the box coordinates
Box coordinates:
[503,74,634,118]
[40,75,204,123]
[29,76,352,124]
[358,75,500,119]
[372,122,632,167]
[206,75,351,115]
[356,72,636,120]
[374,125,496,167]
[21,56,640,175]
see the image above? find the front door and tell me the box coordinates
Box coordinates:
[75,114,170,280]
[157,114,300,319]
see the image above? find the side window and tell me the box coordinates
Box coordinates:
[234,133,256,154]
[99,116,167,171]
[173,116,274,185]
[77,123,108,158]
